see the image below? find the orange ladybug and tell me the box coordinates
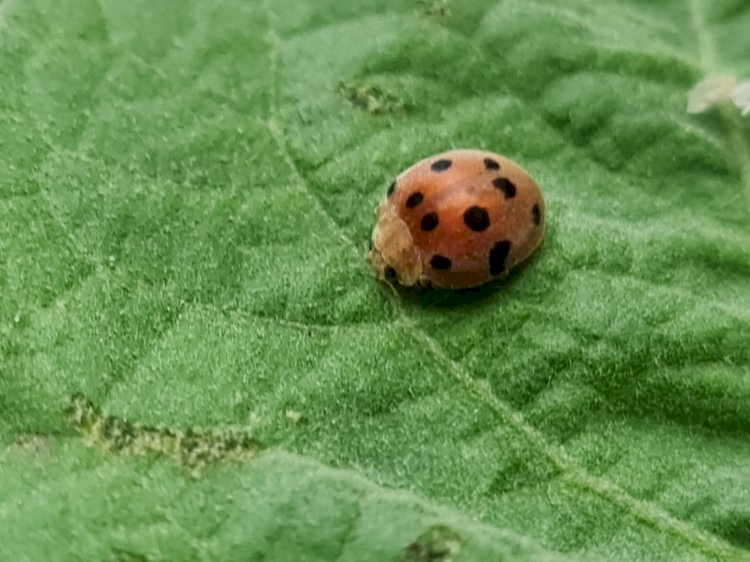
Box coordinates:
[368,149,545,289]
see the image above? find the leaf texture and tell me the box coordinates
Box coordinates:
[1,0,750,560]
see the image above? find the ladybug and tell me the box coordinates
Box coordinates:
[368,149,544,289]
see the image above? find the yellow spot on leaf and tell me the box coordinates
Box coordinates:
[66,394,263,476]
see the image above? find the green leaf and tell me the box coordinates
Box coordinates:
[2,0,749,560]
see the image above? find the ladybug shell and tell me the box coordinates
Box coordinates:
[369,149,544,289]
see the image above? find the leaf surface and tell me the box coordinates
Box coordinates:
[2,0,750,560]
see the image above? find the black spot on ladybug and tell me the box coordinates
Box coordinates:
[406,192,424,209]
[387,182,396,196]
[431,159,452,172]
[385,266,397,280]
[532,203,541,225]
[489,240,512,275]
[463,206,490,232]
[484,158,500,171]
[430,255,452,270]
[492,178,516,199]
[421,212,439,232]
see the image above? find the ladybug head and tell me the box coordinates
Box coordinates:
[368,202,424,287]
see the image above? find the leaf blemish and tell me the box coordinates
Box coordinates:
[337,81,405,115]
[66,394,263,474]
[285,408,308,425]
[417,0,451,17]
[401,524,463,562]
